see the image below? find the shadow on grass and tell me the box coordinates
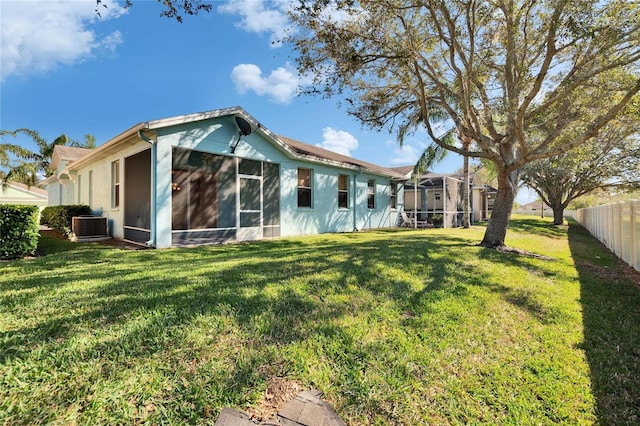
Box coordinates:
[508,216,568,239]
[0,222,601,423]
[2,230,493,423]
[568,221,640,424]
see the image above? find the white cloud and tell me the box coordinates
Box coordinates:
[317,128,359,157]
[389,143,421,166]
[0,0,126,82]
[218,0,291,47]
[231,63,311,104]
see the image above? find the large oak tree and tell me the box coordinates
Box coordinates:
[289,0,640,247]
[521,118,640,225]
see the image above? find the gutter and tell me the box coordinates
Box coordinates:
[138,127,156,248]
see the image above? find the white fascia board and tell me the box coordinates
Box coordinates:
[39,176,56,187]
[60,105,400,180]
[146,106,249,130]
[6,185,48,200]
[68,123,146,171]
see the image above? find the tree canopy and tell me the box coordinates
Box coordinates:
[521,117,640,224]
[0,129,94,187]
[96,0,212,23]
[289,0,640,247]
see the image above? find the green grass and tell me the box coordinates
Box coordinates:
[1,216,639,425]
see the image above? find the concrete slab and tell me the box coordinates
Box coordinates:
[214,407,256,426]
[215,389,346,426]
[277,389,346,426]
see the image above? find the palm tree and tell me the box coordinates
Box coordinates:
[0,128,70,186]
[458,133,473,228]
[398,97,474,229]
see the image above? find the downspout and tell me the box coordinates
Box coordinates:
[138,128,156,248]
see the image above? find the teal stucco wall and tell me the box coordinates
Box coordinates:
[153,116,399,247]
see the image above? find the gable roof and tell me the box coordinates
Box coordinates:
[2,182,48,197]
[388,165,415,178]
[61,106,407,179]
[518,200,544,210]
[0,182,48,205]
[51,145,93,171]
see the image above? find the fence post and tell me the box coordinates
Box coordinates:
[572,200,639,272]
[617,203,623,257]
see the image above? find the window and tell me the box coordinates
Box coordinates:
[390,183,397,209]
[297,168,312,208]
[435,192,441,201]
[111,160,120,208]
[77,175,82,204]
[338,174,349,209]
[367,179,376,209]
[88,170,93,207]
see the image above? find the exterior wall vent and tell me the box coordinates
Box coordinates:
[71,216,109,242]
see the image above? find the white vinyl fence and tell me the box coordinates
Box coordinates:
[566,200,640,272]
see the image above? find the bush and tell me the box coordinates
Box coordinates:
[0,205,40,259]
[40,205,92,236]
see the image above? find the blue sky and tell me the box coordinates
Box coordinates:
[0,0,536,202]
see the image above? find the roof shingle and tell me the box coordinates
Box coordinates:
[278,135,406,179]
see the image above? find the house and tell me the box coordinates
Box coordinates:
[42,107,407,248]
[514,200,550,217]
[0,182,48,208]
[46,145,93,206]
[391,168,496,227]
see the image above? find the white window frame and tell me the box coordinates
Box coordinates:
[367,179,376,210]
[77,174,82,204]
[390,183,397,210]
[338,174,349,209]
[111,160,120,209]
[297,168,313,208]
[88,170,93,207]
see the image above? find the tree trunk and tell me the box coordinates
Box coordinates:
[462,155,470,228]
[552,205,564,225]
[480,170,517,248]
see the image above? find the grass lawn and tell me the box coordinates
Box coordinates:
[1,216,639,425]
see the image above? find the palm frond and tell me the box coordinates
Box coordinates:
[412,143,448,180]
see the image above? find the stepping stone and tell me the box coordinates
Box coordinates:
[277,389,346,426]
[214,407,256,426]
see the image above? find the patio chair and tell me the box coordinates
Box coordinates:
[401,210,432,228]
[400,210,413,227]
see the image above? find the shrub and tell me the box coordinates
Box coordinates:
[0,205,40,259]
[40,205,92,236]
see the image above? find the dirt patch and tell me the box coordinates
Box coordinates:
[40,229,148,251]
[245,377,305,423]
[496,245,555,260]
[577,260,640,287]
[40,229,67,240]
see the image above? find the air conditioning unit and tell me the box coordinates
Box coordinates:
[71,216,109,241]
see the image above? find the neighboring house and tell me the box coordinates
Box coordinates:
[0,182,48,208]
[391,168,496,227]
[45,145,93,206]
[42,106,407,248]
[514,200,551,217]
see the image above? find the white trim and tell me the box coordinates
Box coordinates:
[58,107,402,182]
[146,106,247,129]
[124,225,151,232]
[171,227,236,234]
